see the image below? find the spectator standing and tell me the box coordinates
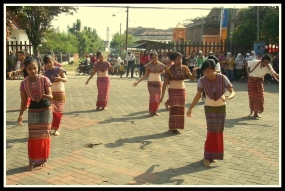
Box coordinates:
[234,53,244,82]
[113,54,122,75]
[225,52,235,83]
[196,51,205,80]
[7,50,16,72]
[125,51,136,78]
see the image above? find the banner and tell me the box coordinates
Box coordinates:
[220,9,229,29]
[220,8,229,41]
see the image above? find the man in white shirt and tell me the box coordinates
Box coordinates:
[113,54,122,75]
[125,51,135,78]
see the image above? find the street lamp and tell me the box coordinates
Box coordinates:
[126,6,129,50]
[112,7,129,57]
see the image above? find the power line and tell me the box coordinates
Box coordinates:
[86,5,227,10]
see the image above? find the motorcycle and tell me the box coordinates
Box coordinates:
[75,60,93,76]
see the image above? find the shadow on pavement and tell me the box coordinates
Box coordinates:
[126,160,215,185]
[6,109,20,113]
[104,131,179,149]
[64,109,99,115]
[225,116,274,128]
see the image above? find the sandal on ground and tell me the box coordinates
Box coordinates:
[96,106,101,110]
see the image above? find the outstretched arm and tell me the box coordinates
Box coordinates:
[186,89,203,117]
[133,68,149,86]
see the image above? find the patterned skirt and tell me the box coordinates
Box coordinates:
[28,100,53,164]
[204,105,226,160]
[96,77,110,108]
[147,81,162,113]
[168,88,186,130]
[51,82,66,130]
[247,78,264,113]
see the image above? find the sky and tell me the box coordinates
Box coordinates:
[50,4,253,41]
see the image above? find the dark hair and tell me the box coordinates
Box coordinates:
[149,50,158,59]
[47,50,54,56]
[43,54,53,64]
[262,54,271,62]
[18,50,25,55]
[207,55,219,65]
[23,56,37,67]
[96,51,102,58]
[169,52,183,61]
[201,59,216,71]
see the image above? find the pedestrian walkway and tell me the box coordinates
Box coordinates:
[5,74,281,187]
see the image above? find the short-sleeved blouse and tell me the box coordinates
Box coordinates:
[20,75,52,102]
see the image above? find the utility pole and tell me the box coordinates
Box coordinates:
[126,6,129,50]
[257,6,260,41]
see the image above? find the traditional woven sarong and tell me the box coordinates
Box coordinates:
[247,77,264,113]
[96,77,110,108]
[168,88,186,130]
[51,81,66,130]
[28,101,53,164]
[204,105,226,160]
[148,81,162,113]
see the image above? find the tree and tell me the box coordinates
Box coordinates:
[68,19,105,57]
[260,6,279,44]
[40,28,78,54]
[231,6,279,47]
[6,6,78,53]
[110,33,138,53]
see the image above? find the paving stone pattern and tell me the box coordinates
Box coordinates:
[5,74,280,187]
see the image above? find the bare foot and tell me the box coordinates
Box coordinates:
[96,106,101,110]
[40,162,46,167]
[164,102,169,110]
[54,130,60,136]
[26,163,33,171]
[203,159,210,167]
[154,113,160,116]
[102,107,107,110]
[210,159,217,163]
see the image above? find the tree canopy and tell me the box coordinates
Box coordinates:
[6,6,78,52]
[231,6,279,47]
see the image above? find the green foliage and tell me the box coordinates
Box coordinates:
[40,29,78,54]
[110,33,138,53]
[6,6,78,52]
[68,19,105,56]
[231,6,279,46]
